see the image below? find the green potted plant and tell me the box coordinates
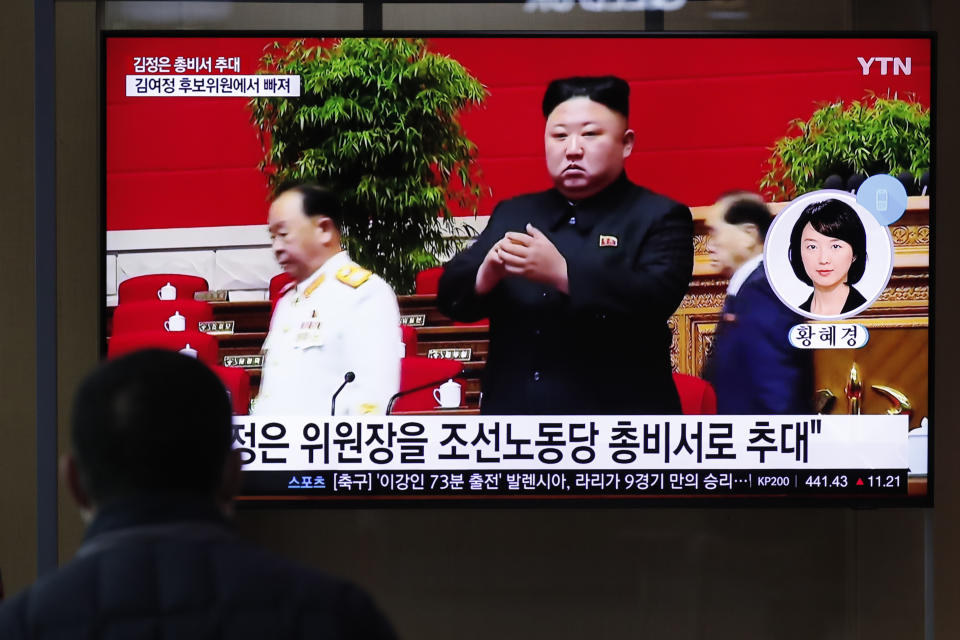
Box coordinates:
[759,94,930,201]
[249,38,488,293]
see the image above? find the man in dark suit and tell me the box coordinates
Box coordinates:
[0,350,396,640]
[702,193,812,414]
[438,76,693,414]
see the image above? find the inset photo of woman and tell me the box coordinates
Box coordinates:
[764,190,894,320]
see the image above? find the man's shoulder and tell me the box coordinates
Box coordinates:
[619,180,689,216]
[738,263,801,320]
[736,266,773,305]
[494,182,688,216]
[332,262,395,296]
[0,532,394,639]
[0,549,122,638]
[740,262,771,292]
[495,188,559,211]
[280,263,394,306]
[2,532,354,603]
[0,587,28,637]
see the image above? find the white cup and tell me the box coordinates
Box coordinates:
[158,282,177,300]
[433,379,461,408]
[164,311,185,332]
[179,343,198,358]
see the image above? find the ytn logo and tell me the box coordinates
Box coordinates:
[857,57,912,76]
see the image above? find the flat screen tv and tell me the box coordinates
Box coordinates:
[103,32,933,505]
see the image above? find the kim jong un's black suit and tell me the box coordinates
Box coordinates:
[438,173,694,415]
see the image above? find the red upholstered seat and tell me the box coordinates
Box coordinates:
[416,266,490,326]
[391,356,465,413]
[400,325,418,357]
[112,300,214,336]
[213,365,251,415]
[672,373,718,415]
[414,266,444,295]
[269,272,295,301]
[268,272,296,317]
[117,274,209,304]
[107,330,219,368]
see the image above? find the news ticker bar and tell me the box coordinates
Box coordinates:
[242,469,909,498]
[235,414,909,472]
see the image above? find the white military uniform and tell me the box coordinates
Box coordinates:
[253,251,402,416]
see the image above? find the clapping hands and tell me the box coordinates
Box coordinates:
[474,224,569,295]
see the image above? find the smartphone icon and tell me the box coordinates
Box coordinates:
[876,189,888,212]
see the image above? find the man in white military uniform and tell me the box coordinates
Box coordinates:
[253,184,402,416]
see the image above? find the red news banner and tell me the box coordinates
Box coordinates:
[234,414,913,499]
[107,37,931,231]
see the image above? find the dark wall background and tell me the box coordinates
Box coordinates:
[0,0,38,595]
[2,1,957,638]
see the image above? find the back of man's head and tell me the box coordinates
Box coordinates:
[719,191,773,241]
[542,76,630,119]
[71,350,233,504]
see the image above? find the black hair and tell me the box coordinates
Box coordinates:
[789,198,867,286]
[723,198,774,240]
[274,182,343,231]
[71,350,233,503]
[542,76,630,119]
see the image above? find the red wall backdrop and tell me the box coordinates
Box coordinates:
[106,36,931,231]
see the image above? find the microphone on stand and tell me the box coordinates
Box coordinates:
[331,371,355,415]
[386,376,458,415]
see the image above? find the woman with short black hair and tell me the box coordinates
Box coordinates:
[789,198,868,315]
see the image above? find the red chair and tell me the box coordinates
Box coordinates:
[269,272,296,316]
[400,325,418,358]
[117,274,209,304]
[213,365,251,415]
[107,330,219,368]
[391,356,465,413]
[111,299,214,336]
[415,266,490,326]
[269,272,295,302]
[414,266,444,295]
[672,373,717,415]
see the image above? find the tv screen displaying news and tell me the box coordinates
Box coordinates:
[103,32,932,504]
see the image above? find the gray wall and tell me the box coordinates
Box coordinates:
[0,0,38,595]
[2,1,958,638]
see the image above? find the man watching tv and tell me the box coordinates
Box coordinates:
[0,349,396,639]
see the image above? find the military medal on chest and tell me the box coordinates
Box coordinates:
[295,274,326,346]
[295,305,323,344]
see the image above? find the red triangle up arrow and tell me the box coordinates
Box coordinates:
[856,478,864,486]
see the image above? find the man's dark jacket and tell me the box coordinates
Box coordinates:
[438,173,694,415]
[0,496,396,640]
[703,262,813,414]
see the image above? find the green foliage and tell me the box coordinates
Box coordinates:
[759,95,930,201]
[249,38,488,293]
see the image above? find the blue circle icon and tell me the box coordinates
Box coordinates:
[856,174,908,225]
